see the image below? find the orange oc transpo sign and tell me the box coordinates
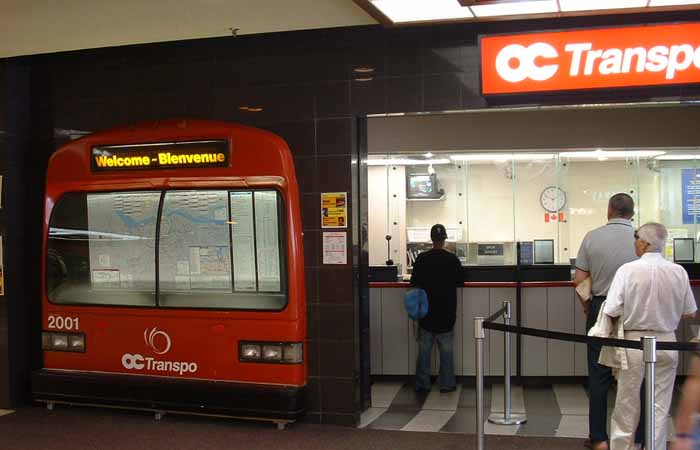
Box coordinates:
[481,23,700,95]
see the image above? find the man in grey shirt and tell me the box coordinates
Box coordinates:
[574,193,638,450]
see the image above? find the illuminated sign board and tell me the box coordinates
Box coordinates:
[91,140,229,172]
[481,23,700,95]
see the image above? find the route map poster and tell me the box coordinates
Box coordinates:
[87,192,160,290]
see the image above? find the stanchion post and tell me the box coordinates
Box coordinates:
[642,336,657,450]
[488,301,526,426]
[504,301,511,420]
[475,317,485,450]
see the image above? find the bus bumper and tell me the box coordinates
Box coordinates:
[32,369,306,421]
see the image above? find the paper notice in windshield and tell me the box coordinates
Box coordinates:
[254,191,281,292]
[230,191,257,291]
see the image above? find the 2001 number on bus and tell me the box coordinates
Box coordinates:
[48,315,80,331]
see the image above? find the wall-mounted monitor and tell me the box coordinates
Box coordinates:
[534,239,554,264]
[406,173,441,199]
[519,241,533,265]
[673,238,695,263]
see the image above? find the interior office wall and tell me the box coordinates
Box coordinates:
[368,106,700,154]
[3,9,700,420]
[368,158,665,266]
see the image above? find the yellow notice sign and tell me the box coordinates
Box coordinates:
[321,192,347,229]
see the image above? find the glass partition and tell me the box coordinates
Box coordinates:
[651,153,700,261]
[367,148,698,276]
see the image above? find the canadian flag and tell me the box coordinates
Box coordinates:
[544,212,565,223]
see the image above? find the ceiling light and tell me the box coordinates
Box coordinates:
[354,77,374,82]
[424,152,434,158]
[471,0,558,17]
[649,0,700,4]
[366,158,451,166]
[450,153,555,161]
[353,67,376,73]
[560,150,666,158]
[654,154,700,160]
[559,0,646,11]
[370,0,473,23]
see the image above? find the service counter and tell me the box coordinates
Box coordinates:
[369,281,700,378]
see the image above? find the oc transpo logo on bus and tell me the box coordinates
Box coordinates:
[481,23,700,94]
[121,328,198,375]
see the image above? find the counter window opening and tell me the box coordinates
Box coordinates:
[367,149,700,279]
[46,188,288,310]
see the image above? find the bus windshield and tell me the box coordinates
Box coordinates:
[46,189,288,310]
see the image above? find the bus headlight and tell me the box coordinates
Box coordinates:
[52,334,69,350]
[42,332,53,350]
[262,344,283,362]
[239,341,303,364]
[42,332,86,353]
[240,343,262,361]
[69,335,85,352]
[282,343,303,363]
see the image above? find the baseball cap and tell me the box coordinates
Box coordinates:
[430,224,448,242]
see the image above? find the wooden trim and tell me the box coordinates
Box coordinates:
[352,0,394,27]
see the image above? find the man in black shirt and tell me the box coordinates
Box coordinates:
[410,224,464,393]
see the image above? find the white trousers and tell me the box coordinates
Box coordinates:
[610,331,678,450]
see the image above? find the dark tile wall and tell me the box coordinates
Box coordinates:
[0,64,15,409]
[0,61,11,407]
[3,9,700,422]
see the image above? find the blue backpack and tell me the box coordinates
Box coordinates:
[404,288,428,320]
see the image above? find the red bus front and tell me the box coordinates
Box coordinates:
[32,120,306,422]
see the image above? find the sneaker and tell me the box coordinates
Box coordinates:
[439,387,457,393]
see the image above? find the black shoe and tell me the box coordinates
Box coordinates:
[439,387,457,393]
[415,387,430,394]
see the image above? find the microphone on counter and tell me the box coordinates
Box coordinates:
[385,235,394,266]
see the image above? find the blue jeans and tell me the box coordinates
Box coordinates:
[415,327,456,391]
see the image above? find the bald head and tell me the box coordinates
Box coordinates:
[608,193,635,220]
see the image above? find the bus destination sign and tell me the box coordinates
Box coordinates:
[91,140,229,172]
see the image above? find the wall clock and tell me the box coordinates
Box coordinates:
[540,186,566,212]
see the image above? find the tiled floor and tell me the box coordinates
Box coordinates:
[361,381,678,440]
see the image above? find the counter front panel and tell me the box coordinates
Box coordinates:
[369,284,700,377]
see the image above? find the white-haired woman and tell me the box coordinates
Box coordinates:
[603,223,697,450]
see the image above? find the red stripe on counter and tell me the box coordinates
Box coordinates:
[372,281,700,288]
[369,281,575,288]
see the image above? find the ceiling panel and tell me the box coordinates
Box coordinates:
[0,0,377,58]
